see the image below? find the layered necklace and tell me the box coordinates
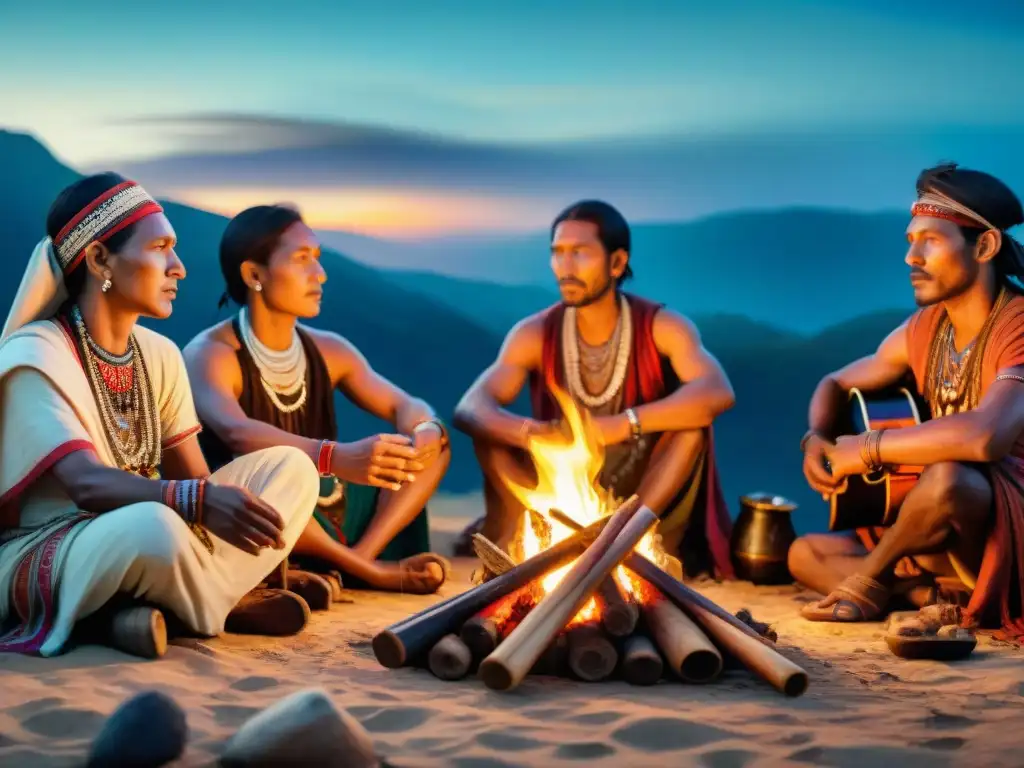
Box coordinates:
[238,307,308,414]
[926,287,1009,418]
[71,305,160,476]
[562,293,632,408]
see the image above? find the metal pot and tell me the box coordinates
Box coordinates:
[730,492,797,585]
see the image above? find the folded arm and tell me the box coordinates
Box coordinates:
[314,329,440,436]
[452,315,544,449]
[879,368,1024,465]
[606,309,735,443]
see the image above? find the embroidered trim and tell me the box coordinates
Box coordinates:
[52,181,163,274]
[0,440,95,529]
[162,425,202,451]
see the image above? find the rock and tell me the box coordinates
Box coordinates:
[219,688,380,767]
[86,690,187,767]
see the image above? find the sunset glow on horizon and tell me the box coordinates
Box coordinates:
[161,186,555,239]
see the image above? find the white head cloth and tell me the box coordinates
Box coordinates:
[1,238,68,342]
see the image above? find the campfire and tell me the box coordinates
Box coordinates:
[373,392,808,696]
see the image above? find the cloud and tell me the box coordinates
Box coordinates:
[104,114,1024,211]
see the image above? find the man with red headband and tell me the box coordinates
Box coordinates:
[452,200,736,579]
[790,163,1024,639]
[0,173,320,658]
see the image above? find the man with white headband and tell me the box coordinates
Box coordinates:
[789,163,1024,639]
[0,173,321,658]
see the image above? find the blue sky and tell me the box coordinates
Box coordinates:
[3,0,1023,236]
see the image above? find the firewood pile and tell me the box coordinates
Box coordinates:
[372,496,808,695]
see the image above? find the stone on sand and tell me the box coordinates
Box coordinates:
[86,690,187,767]
[219,688,380,767]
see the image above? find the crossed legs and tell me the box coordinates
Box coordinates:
[793,461,991,622]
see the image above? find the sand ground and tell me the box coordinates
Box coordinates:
[2,502,1023,767]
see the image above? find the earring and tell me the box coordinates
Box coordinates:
[101,278,112,293]
[254,281,262,293]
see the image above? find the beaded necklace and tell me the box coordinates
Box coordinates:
[238,307,308,414]
[70,305,161,477]
[562,294,632,408]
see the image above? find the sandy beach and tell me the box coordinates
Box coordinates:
[2,501,1023,767]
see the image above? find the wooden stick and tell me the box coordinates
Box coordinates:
[551,510,808,696]
[371,502,625,669]
[642,588,722,683]
[621,634,663,686]
[684,600,808,697]
[479,500,656,691]
[530,633,569,677]
[460,615,499,662]
[566,622,618,682]
[550,509,775,650]
[472,534,517,579]
[596,576,639,637]
[460,585,535,662]
[428,634,473,681]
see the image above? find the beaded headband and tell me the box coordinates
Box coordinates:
[910,190,996,231]
[52,181,163,275]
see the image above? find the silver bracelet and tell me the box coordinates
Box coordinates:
[995,373,1024,384]
[625,408,642,441]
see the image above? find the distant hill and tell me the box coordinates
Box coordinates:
[0,129,916,534]
[338,208,918,334]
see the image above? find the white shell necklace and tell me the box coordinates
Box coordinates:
[238,307,308,413]
[562,293,632,408]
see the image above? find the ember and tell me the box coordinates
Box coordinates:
[372,392,809,696]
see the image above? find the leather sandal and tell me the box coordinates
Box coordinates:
[283,569,333,611]
[225,588,310,636]
[801,574,890,622]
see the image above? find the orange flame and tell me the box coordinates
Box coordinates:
[504,386,661,622]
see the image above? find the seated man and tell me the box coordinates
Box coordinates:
[0,174,321,659]
[184,205,450,600]
[791,163,1024,639]
[452,200,736,577]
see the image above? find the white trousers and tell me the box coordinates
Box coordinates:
[39,446,319,656]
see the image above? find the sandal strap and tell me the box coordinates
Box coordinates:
[832,575,889,614]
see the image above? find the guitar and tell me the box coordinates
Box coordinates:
[826,385,928,532]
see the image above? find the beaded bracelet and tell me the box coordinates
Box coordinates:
[162,478,207,526]
[317,439,336,476]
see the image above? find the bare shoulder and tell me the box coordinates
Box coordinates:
[652,307,702,348]
[182,321,242,378]
[501,310,547,366]
[298,325,361,366]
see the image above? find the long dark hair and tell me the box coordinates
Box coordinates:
[218,204,305,308]
[46,172,140,300]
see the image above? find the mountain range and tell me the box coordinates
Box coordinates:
[0,129,918,535]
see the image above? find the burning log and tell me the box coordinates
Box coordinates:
[371,506,622,669]
[595,575,639,637]
[566,622,618,682]
[642,588,722,683]
[621,634,664,686]
[428,634,473,681]
[460,585,536,662]
[479,499,656,691]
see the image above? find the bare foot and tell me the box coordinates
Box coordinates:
[373,553,450,594]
